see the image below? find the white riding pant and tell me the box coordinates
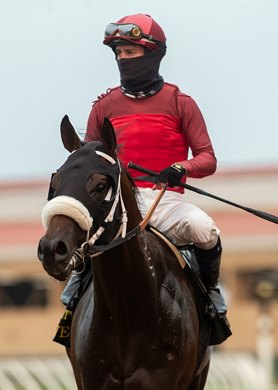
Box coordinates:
[136,188,220,250]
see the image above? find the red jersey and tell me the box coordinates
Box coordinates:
[86,83,216,193]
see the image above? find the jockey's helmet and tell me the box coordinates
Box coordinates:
[103,13,166,51]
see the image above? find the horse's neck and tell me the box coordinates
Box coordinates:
[92,232,158,328]
[121,173,142,227]
[92,176,158,322]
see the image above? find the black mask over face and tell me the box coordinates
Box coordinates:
[48,142,119,214]
[116,48,166,99]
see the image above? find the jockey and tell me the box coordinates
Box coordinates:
[62,14,227,318]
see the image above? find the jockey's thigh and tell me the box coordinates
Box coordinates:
[136,188,220,249]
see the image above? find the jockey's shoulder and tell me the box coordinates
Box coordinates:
[93,86,120,105]
[164,82,192,98]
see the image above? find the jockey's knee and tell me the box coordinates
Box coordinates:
[190,214,219,249]
[172,212,219,249]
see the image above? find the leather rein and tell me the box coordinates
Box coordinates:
[72,185,166,272]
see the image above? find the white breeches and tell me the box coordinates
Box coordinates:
[136,188,220,250]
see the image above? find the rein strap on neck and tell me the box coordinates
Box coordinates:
[87,187,166,257]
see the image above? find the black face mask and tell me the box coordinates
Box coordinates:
[116,48,166,99]
[48,142,119,212]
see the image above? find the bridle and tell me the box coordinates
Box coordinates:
[41,151,165,279]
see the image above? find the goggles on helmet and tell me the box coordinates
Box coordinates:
[105,23,155,42]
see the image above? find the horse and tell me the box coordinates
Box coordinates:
[37,116,211,389]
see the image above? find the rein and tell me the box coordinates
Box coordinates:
[72,186,166,269]
[64,186,166,274]
[46,187,165,276]
[78,155,166,259]
[85,186,166,257]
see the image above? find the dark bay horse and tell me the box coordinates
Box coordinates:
[37,116,211,389]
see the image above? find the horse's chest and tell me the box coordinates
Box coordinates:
[73,336,188,390]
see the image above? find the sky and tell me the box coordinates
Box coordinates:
[1,0,278,181]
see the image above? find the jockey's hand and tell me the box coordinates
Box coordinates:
[153,163,186,189]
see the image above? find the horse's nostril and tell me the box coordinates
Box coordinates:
[55,241,68,256]
[37,244,43,261]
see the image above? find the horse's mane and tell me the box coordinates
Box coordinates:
[122,165,139,197]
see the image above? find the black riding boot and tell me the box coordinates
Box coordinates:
[194,237,227,314]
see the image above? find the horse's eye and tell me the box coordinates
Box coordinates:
[96,183,107,193]
[89,182,109,202]
[87,174,111,200]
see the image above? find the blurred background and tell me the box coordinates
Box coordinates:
[0,0,277,389]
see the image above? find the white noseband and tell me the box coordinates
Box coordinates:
[41,195,93,232]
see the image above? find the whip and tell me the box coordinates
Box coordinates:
[128,162,278,225]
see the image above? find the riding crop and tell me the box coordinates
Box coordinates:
[128,162,278,225]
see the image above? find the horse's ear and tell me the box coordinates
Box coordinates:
[60,115,82,153]
[101,117,117,156]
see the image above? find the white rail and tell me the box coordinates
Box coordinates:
[0,356,76,390]
[0,352,276,390]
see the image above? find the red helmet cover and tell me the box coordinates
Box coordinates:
[103,13,166,50]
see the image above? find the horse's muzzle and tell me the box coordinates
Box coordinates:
[37,236,74,281]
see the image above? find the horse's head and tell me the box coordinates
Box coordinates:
[37,115,123,281]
